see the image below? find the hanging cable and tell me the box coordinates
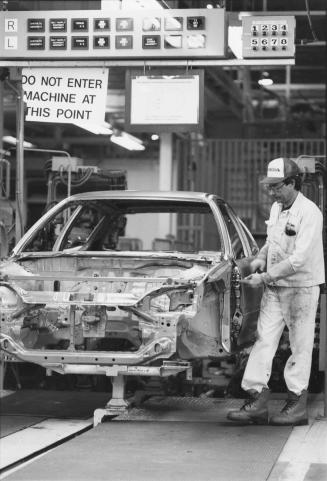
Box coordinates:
[304,0,319,42]
[159,0,171,8]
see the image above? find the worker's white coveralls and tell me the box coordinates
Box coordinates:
[242,192,325,395]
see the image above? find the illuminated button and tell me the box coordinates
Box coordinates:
[49,36,67,49]
[50,18,67,32]
[186,34,206,48]
[94,18,110,31]
[187,16,205,30]
[164,34,182,48]
[142,17,161,31]
[27,18,45,32]
[116,18,133,31]
[93,36,110,48]
[71,36,89,49]
[72,19,88,32]
[164,16,183,31]
[115,35,133,48]
[27,36,45,49]
[142,35,160,48]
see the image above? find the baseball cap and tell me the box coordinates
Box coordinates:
[260,157,301,184]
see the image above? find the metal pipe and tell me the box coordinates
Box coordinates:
[0,158,10,198]
[15,74,24,242]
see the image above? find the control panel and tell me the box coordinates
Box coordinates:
[242,15,295,58]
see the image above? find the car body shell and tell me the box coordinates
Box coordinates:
[0,191,263,380]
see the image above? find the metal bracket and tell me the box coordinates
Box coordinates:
[93,362,192,426]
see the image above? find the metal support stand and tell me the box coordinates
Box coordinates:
[93,375,129,427]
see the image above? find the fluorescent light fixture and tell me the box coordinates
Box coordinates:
[258,78,274,86]
[74,121,113,135]
[2,136,35,148]
[110,131,145,151]
[258,72,274,87]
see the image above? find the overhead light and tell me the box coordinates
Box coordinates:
[258,78,274,87]
[258,72,274,87]
[74,121,113,135]
[151,134,159,141]
[110,131,145,151]
[2,136,35,148]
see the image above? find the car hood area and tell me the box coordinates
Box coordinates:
[0,251,229,371]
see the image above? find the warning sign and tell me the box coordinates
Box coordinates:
[22,67,108,126]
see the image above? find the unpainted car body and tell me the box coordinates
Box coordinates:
[0,191,263,387]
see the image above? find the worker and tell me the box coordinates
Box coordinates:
[227,157,325,425]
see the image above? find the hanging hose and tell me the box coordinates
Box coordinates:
[58,166,93,187]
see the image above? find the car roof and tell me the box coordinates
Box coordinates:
[65,191,223,202]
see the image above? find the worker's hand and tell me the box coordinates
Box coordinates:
[250,258,266,273]
[240,273,265,287]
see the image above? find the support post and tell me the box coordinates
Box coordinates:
[159,132,173,192]
[158,133,176,238]
[93,374,129,426]
[0,76,3,152]
[15,75,25,242]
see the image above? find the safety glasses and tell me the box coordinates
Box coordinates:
[265,181,285,193]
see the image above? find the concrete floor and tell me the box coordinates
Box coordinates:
[0,390,326,481]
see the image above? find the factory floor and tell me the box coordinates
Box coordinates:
[0,389,326,481]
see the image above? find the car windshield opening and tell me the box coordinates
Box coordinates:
[23,199,223,254]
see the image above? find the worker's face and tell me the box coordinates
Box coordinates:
[266,180,296,207]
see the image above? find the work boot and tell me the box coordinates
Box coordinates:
[270,390,308,426]
[227,388,270,424]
